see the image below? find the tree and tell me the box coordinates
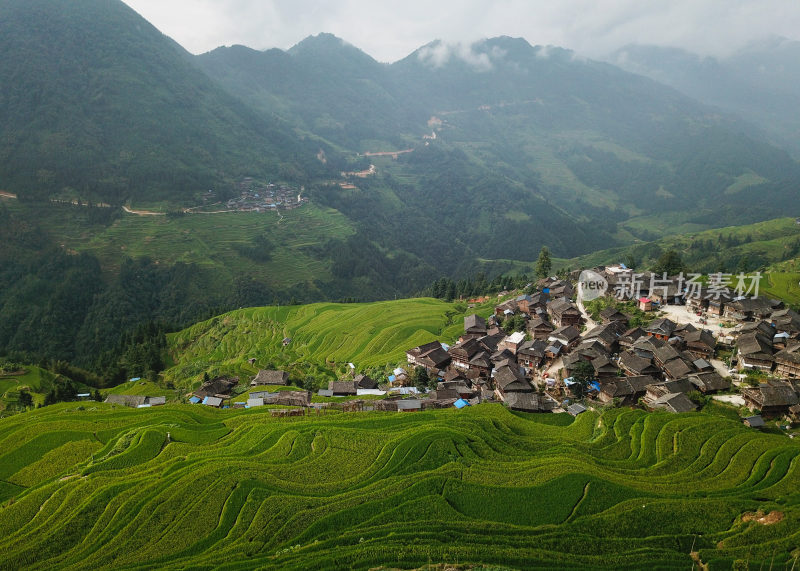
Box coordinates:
[303,375,316,392]
[412,366,431,392]
[651,249,685,276]
[569,360,595,399]
[536,246,552,278]
[571,360,595,383]
[18,390,33,409]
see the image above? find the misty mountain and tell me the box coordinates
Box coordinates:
[197,34,420,151]
[1,1,799,267]
[0,0,330,204]
[201,34,800,236]
[609,37,800,157]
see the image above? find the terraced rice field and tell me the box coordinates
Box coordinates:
[165,298,481,384]
[0,404,798,569]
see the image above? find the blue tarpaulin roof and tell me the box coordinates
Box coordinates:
[388,375,396,383]
[454,399,470,409]
[189,396,201,404]
[590,381,602,392]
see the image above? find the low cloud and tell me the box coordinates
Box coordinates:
[123,0,800,62]
[417,41,497,71]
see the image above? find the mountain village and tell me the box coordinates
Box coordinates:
[112,265,800,429]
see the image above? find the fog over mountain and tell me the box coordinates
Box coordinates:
[121,0,800,62]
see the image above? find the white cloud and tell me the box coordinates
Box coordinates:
[416,41,500,71]
[121,0,800,61]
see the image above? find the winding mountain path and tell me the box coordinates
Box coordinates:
[122,205,165,216]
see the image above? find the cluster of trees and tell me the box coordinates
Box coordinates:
[412,366,438,392]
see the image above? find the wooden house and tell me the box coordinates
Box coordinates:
[406,341,452,370]
[493,365,532,399]
[688,372,730,394]
[251,370,289,387]
[661,357,694,381]
[724,296,781,322]
[449,338,493,376]
[527,317,554,340]
[354,374,378,390]
[774,342,800,380]
[547,298,582,328]
[504,391,557,413]
[329,381,358,397]
[464,314,488,337]
[619,351,660,377]
[549,325,581,350]
[651,392,697,413]
[743,415,766,428]
[742,381,799,416]
[194,377,238,398]
[619,327,646,351]
[598,375,655,405]
[707,289,734,317]
[736,332,775,371]
[600,306,628,325]
[646,318,677,341]
[517,340,547,370]
[771,308,800,337]
[583,323,623,353]
[682,329,716,359]
[500,331,527,354]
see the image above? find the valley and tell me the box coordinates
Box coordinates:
[2,1,800,569]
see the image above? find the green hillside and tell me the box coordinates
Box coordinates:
[554,217,800,302]
[165,298,489,387]
[0,404,798,569]
[0,0,331,205]
[0,366,55,411]
[21,201,356,288]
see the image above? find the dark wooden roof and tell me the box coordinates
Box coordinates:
[329,381,358,395]
[464,314,488,332]
[743,383,799,407]
[653,392,697,413]
[195,377,238,398]
[646,318,677,337]
[689,372,730,393]
[354,374,378,389]
[505,391,556,412]
[494,365,531,393]
[619,351,658,375]
[251,370,289,386]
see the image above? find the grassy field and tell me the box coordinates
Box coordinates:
[0,404,797,569]
[0,367,58,411]
[8,201,354,288]
[104,380,179,399]
[761,272,800,306]
[164,298,493,389]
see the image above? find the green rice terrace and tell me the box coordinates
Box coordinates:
[0,403,798,569]
[164,298,488,387]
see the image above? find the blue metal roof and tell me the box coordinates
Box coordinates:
[189,396,201,404]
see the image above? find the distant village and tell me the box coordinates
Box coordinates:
[110,264,800,429]
[192,178,308,213]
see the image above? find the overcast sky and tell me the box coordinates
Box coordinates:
[122,0,800,62]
